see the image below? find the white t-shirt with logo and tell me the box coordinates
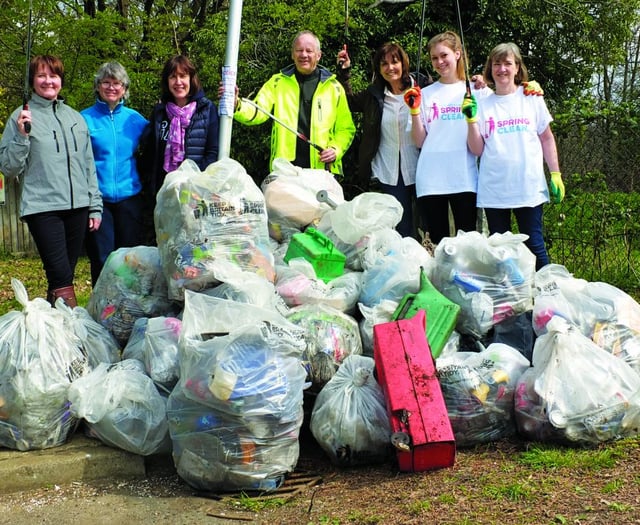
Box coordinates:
[476,86,553,208]
[415,81,492,198]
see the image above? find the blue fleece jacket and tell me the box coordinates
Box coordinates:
[81,99,149,203]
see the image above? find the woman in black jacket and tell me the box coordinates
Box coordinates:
[336,43,422,239]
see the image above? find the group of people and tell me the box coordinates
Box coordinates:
[0,28,563,307]
[340,31,564,270]
[0,53,219,306]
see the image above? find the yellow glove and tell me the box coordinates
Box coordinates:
[549,171,565,203]
[523,80,544,96]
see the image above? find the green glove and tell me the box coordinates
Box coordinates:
[461,94,477,123]
[550,171,565,203]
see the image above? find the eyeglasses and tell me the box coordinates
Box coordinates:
[100,81,123,89]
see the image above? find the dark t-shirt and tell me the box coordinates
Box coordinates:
[294,69,320,168]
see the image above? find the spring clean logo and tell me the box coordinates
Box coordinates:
[483,116,530,139]
[428,103,464,123]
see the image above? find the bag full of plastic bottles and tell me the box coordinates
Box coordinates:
[524,316,640,445]
[122,316,181,391]
[533,264,640,375]
[86,245,176,347]
[436,343,530,447]
[155,158,275,301]
[431,231,536,338]
[275,258,362,314]
[286,303,362,390]
[168,291,307,492]
[68,359,170,455]
[0,279,88,450]
[310,354,392,466]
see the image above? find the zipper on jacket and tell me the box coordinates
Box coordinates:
[53,102,75,209]
[53,130,60,153]
[70,123,79,152]
[318,99,323,123]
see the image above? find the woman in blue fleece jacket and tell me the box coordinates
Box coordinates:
[81,62,149,285]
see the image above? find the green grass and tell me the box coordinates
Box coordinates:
[517,440,633,471]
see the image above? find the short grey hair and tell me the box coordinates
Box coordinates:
[291,30,321,53]
[94,61,131,101]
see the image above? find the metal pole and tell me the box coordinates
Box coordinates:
[218,0,243,159]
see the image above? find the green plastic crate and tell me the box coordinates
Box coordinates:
[284,227,346,283]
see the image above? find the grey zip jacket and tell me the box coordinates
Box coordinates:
[0,93,102,220]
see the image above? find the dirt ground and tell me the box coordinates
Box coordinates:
[2,426,640,525]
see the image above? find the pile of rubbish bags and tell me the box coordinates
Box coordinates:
[2,157,640,492]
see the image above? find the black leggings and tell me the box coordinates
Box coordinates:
[25,208,89,290]
[418,192,477,245]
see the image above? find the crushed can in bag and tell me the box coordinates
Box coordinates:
[373,310,456,472]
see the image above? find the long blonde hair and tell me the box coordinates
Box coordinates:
[427,31,466,81]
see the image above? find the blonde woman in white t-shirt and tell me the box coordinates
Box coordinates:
[464,42,564,270]
[403,31,492,245]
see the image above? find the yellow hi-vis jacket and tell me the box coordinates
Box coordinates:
[234,64,355,176]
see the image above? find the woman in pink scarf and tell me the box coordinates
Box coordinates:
[138,55,219,243]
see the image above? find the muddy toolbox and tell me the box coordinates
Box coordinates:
[373,310,456,472]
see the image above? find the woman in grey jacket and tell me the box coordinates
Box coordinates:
[0,55,103,307]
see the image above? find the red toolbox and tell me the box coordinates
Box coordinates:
[373,310,456,472]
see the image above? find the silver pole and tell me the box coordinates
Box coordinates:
[218,0,243,159]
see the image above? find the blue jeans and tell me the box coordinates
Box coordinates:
[484,205,549,270]
[25,208,89,290]
[85,194,144,285]
[378,178,416,239]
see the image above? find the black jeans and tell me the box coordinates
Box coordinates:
[25,208,89,291]
[85,194,144,285]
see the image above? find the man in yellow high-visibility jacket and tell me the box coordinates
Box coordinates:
[233,30,355,176]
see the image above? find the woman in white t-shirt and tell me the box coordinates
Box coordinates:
[464,42,564,270]
[404,31,492,245]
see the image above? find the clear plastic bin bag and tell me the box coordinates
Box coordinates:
[261,158,344,241]
[310,355,392,466]
[86,246,176,347]
[431,231,536,338]
[56,301,121,368]
[155,158,275,301]
[68,359,170,455]
[0,279,87,450]
[286,303,362,390]
[275,259,363,314]
[529,316,640,445]
[436,343,530,447]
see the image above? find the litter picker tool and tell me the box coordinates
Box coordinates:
[23,0,33,133]
[454,0,472,96]
[240,97,331,170]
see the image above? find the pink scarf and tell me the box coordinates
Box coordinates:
[163,101,197,173]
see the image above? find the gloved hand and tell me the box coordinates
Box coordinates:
[549,171,565,203]
[523,80,544,96]
[461,93,477,123]
[403,87,421,115]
